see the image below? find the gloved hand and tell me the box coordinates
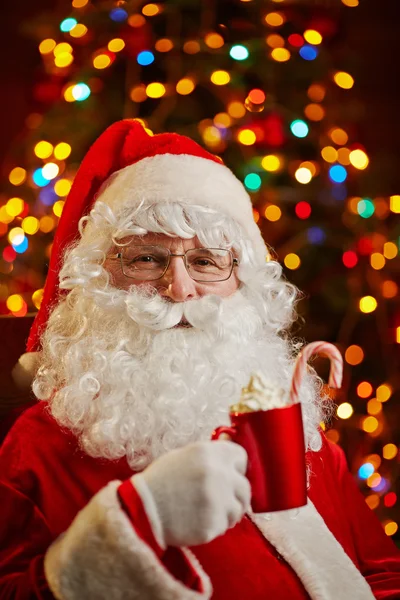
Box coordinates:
[132,440,251,549]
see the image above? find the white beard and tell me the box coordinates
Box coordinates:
[34,286,323,471]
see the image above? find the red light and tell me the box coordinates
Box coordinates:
[357,236,373,255]
[288,34,304,47]
[342,250,358,268]
[295,201,311,219]
[248,88,266,104]
[384,492,397,508]
[3,246,17,263]
[253,208,260,223]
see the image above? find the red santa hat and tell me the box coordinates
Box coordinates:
[27,119,266,353]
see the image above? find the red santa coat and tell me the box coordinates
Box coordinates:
[0,402,399,600]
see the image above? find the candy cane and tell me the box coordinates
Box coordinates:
[290,341,343,404]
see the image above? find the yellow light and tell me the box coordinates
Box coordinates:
[349,149,369,170]
[6,294,24,312]
[382,280,398,298]
[142,3,161,16]
[72,0,89,6]
[347,196,361,214]
[64,85,76,103]
[321,146,338,163]
[183,40,200,54]
[365,494,379,510]
[34,141,53,159]
[359,296,377,313]
[55,52,74,68]
[367,399,382,416]
[54,142,71,160]
[22,216,39,235]
[130,84,147,102]
[6,198,24,217]
[204,33,224,49]
[389,195,400,213]
[307,83,325,102]
[210,70,230,85]
[39,39,56,54]
[42,163,59,180]
[362,416,379,433]
[54,179,72,197]
[32,288,44,310]
[337,148,351,165]
[0,207,14,224]
[304,103,325,121]
[284,253,301,270]
[155,38,173,52]
[366,454,381,469]
[271,48,290,62]
[261,155,281,172]
[370,253,385,270]
[384,521,398,537]
[70,24,88,38]
[266,34,285,48]
[227,101,246,119]
[336,402,353,419]
[264,205,282,222]
[54,43,73,56]
[396,326,400,344]
[39,215,56,233]
[237,129,256,145]
[304,29,323,45]
[330,127,348,145]
[176,78,195,95]
[146,82,166,98]
[203,126,221,144]
[341,0,359,6]
[295,167,312,184]
[383,241,398,259]
[333,71,354,89]
[300,161,318,176]
[376,384,392,402]
[8,227,25,245]
[382,443,397,460]
[357,381,372,398]
[214,113,232,127]
[53,200,65,217]
[367,473,381,488]
[108,38,125,52]
[9,167,27,186]
[93,54,112,69]
[265,12,285,26]
[345,345,364,365]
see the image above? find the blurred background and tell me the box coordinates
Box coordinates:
[0,0,399,543]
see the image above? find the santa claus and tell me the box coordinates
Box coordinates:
[1,120,399,600]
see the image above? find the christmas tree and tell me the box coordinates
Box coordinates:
[0,0,398,542]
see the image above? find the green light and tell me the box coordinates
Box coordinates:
[290,120,309,138]
[244,173,261,191]
[230,45,249,61]
[60,18,78,32]
[357,198,375,218]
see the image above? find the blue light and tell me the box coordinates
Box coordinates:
[60,18,78,32]
[329,164,347,183]
[13,237,28,254]
[244,173,262,191]
[307,227,326,245]
[39,187,58,206]
[299,45,318,61]
[33,168,50,187]
[290,119,309,138]
[137,51,155,66]
[73,83,91,101]
[358,463,374,480]
[109,8,128,22]
[332,184,347,201]
[229,45,249,61]
[371,477,388,493]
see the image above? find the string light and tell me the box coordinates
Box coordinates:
[333,71,354,89]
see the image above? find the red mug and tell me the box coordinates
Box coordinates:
[212,403,307,513]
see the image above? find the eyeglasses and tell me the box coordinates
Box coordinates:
[107,245,239,282]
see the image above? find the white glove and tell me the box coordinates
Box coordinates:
[132,440,251,549]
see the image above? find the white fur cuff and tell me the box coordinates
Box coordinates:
[44,481,212,600]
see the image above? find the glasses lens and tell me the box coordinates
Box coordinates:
[120,246,169,280]
[186,248,233,282]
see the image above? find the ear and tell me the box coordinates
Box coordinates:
[11,352,42,390]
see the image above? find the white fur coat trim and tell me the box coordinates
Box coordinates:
[44,480,212,600]
[249,499,375,600]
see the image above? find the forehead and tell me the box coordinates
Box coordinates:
[117,232,204,250]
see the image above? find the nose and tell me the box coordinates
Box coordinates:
[159,256,198,302]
